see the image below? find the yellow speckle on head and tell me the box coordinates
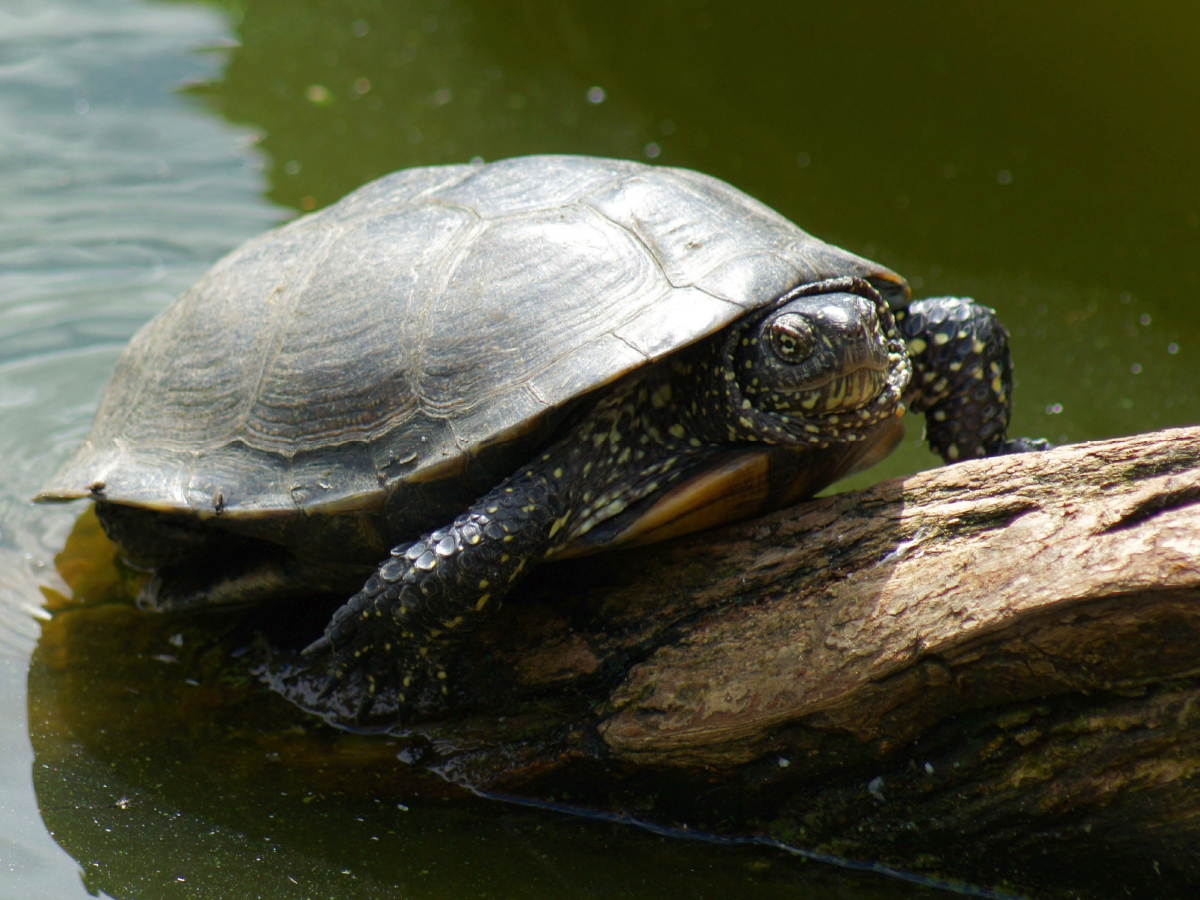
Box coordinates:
[500,553,510,563]
[437,670,448,680]
[476,593,491,610]
[933,410,947,422]
[947,443,960,460]
[478,578,489,589]
[486,505,499,513]
[933,333,950,345]
[553,467,563,478]
[989,361,1002,376]
[992,376,1004,394]
[503,535,513,542]
[907,338,927,355]
[972,339,986,354]
[668,424,686,438]
[689,437,702,447]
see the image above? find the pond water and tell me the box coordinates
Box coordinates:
[2,0,1197,897]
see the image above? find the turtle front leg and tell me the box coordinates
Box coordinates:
[304,469,570,718]
[897,296,1052,462]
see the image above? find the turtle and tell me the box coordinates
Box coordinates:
[36,154,1047,719]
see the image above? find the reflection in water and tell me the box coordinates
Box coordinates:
[30,510,943,900]
[8,0,1200,896]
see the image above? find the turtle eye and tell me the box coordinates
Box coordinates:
[768,313,816,363]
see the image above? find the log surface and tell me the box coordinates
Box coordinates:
[416,425,1200,897]
[36,426,1200,899]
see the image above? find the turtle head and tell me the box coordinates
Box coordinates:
[724,277,911,446]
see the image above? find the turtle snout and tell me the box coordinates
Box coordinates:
[744,291,892,417]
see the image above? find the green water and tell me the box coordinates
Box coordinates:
[2,0,1197,897]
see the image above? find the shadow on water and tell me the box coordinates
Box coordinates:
[13,0,1200,897]
[29,509,959,900]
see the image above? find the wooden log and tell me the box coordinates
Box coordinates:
[36,426,1200,897]
[400,425,1200,896]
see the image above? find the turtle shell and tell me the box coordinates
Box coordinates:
[38,155,907,553]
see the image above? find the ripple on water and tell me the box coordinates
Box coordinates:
[0,0,285,655]
[0,1,283,893]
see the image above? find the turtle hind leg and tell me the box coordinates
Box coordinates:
[95,500,367,612]
[94,500,217,568]
[897,297,1052,462]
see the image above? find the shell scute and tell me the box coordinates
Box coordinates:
[37,155,907,529]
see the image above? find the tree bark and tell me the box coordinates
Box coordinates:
[382,425,1200,896]
[36,426,1200,898]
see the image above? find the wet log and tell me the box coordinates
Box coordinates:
[360,424,1200,896]
[36,425,1200,898]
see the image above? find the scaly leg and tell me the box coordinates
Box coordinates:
[304,467,571,716]
[897,297,1051,461]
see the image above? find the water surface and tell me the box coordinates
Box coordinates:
[2,0,1196,896]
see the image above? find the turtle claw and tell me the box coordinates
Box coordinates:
[302,634,333,657]
[354,687,376,721]
[1000,436,1055,454]
[317,670,343,700]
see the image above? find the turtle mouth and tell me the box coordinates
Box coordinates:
[783,364,888,414]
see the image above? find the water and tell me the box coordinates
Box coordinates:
[2,0,1196,896]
